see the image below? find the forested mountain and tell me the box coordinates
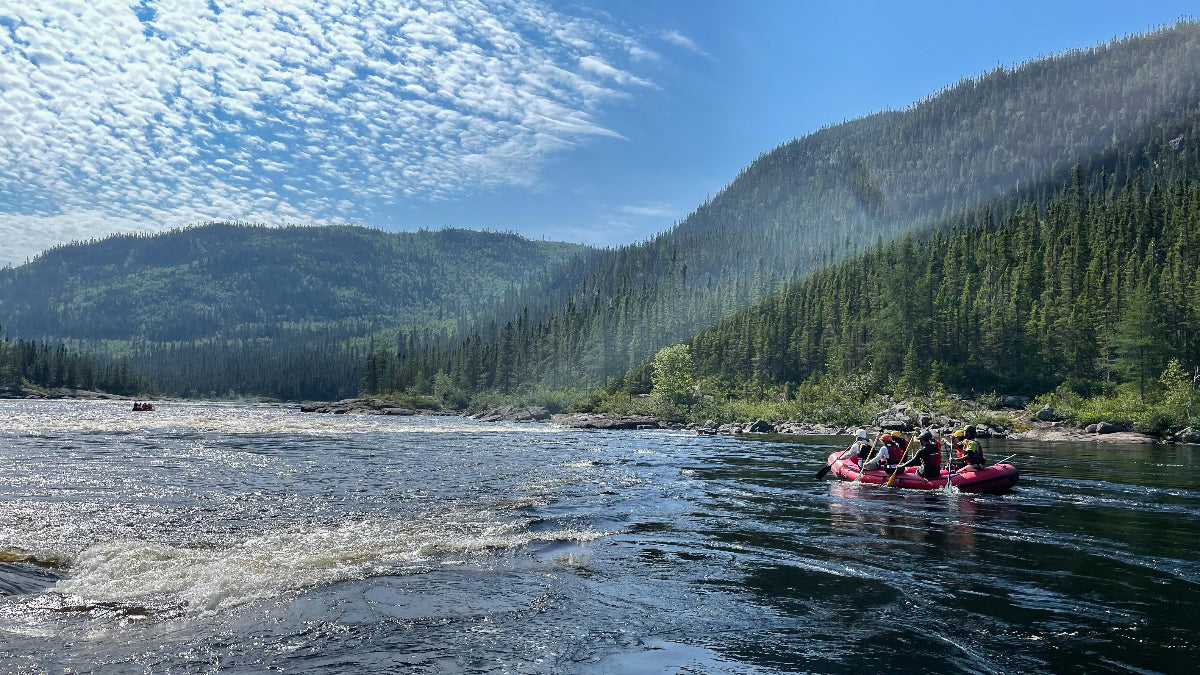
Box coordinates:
[0,223,586,400]
[671,160,1200,402]
[372,21,1200,400]
[0,223,587,342]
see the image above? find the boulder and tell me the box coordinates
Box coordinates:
[1002,395,1032,409]
[746,420,775,433]
[876,418,914,432]
[1035,404,1058,422]
[1174,427,1200,444]
[1095,421,1123,434]
[1085,423,1099,433]
[475,404,521,422]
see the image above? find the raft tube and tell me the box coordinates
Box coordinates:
[824,452,1019,494]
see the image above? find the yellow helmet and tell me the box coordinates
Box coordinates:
[952,429,966,438]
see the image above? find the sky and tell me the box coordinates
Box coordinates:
[0,1,1196,266]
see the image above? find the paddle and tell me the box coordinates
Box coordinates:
[815,461,833,480]
[943,435,956,492]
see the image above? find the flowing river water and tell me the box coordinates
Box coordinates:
[0,400,1197,674]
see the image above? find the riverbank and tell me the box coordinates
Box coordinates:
[0,386,138,400]
[297,399,1187,444]
[9,390,1184,444]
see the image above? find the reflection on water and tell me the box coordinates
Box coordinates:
[0,401,1198,674]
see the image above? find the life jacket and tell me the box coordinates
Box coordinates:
[918,440,942,477]
[854,441,873,463]
[881,440,903,465]
[963,439,983,464]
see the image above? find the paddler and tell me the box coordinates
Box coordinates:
[960,425,985,471]
[839,428,873,465]
[863,433,903,471]
[950,425,985,471]
[892,429,942,480]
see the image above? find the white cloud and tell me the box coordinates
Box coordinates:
[661,29,707,57]
[619,203,677,218]
[0,0,655,263]
[579,55,652,87]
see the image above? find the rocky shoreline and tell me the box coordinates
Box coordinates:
[12,390,1187,444]
[326,400,1194,445]
[0,386,138,400]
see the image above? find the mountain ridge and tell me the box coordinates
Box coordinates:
[0,222,590,343]
[374,21,1200,401]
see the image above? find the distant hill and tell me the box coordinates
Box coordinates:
[0,223,589,343]
[378,21,1200,399]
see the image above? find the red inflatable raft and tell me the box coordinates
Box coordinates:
[824,451,1019,494]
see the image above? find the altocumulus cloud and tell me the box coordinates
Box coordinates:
[0,0,653,264]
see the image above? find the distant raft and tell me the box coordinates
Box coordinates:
[824,452,1019,494]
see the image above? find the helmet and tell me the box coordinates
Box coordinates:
[855,428,868,440]
[880,433,893,442]
[965,425,977,439]
[952,429,965,438]
[918,429,933,441]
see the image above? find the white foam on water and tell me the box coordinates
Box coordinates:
[0,400,563,436]
[50,514,608,615]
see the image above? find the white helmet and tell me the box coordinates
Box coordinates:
[855,428,868,440]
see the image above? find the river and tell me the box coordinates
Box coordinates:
[0,400,1197,674]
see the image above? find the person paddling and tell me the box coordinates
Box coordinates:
[864,433,903,471]
[892,429,942,480]
[961,425,985,470]
[839,428,873,465]
[950,425,985,471]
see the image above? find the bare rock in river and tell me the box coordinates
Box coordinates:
[550,413,661,430]
[745,420,775,433]
[300,399,418,415]
[1011,422,1157,444]
[475,405,552,422]
[1174,427,1200,444]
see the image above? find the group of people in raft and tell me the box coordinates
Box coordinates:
[839,425,986,476]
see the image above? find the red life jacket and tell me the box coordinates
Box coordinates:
[882,441,903,464]
[919,440,942,476]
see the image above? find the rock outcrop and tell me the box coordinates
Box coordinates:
[550,413,661,430]
[1174,427,1200,444]
[299,398,419,415]
[474,405,552,422]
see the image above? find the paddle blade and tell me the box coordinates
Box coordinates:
[815,463,832,480]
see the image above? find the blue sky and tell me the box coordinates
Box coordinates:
[0,1,1195,265]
